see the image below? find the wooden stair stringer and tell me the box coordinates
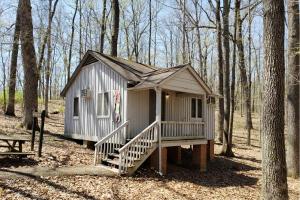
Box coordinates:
[127,143,158,176]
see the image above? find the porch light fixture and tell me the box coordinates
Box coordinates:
[165,93,170,99]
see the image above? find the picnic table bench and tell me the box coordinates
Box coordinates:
[0,134,35,157]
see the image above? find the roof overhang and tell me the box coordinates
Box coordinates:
[60,50,141,97]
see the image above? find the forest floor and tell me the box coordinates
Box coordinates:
[0,100,299,200]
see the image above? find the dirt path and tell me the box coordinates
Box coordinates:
[0,165,116,179]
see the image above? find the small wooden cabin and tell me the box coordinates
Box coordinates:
[61,50,216,175]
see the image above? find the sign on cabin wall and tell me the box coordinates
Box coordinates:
[81,88,92,99]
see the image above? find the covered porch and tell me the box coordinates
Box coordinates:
[126,65,215,142]
[127,86,215,141]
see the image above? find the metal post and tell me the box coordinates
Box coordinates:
[31,112,36,151]
[38,110,46,157]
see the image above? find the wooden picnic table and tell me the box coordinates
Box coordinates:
[0,134,34,157]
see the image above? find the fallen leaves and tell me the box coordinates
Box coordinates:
[0,103,299,200]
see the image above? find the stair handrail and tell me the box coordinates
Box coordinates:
[118,120,158,174]
[94,120,129,165]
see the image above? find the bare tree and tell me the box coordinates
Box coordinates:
[246,0,254,145]
[234,0,254,146]
[67,0,79,80]
[229,0,239,143]
[19,0,39,129]
[45,0,59,117]
[111,0,120,57]
[221,0,234,156]
[286,0,299,179]
[148,0,152,65]
[215,0,224,143]
[100,0,107,53]
[5,1,21,116]
[181,0,187,63]
[261,0,288,198]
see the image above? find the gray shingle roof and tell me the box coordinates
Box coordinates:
[61,50,212,96]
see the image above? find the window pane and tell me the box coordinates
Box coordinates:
[74,97,79,116]
[103,92,109,115]
[191,98,196,118]
[97,93,103,115]
[197,99,202,118]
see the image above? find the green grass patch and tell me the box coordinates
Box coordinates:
[0,90,24,106]
[0,90,51,108]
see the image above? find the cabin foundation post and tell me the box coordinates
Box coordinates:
[168,146,182,165]
[192,144,207,172]
[150,147,168,175]
[207,140,214,161]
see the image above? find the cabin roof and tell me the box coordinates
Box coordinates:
[60,50,213,96]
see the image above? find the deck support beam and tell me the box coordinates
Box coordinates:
[192,144,207,172]
[150,147,167,175]
[155,87,162,175]
[207,140,214,161]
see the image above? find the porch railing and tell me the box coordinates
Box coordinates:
[118,120,158,174]
[161,121,205,140]
[94,121,129,165]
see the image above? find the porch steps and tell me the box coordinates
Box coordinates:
[108,153,140,161]
[94,121,159,175]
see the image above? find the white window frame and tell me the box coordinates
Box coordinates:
[73,96,79,119]
[97,91,110,118]
[191,97,203,120]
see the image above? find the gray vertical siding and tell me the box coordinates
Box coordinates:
[127,90,150,138]
[64,61,127,141]
[164,92,215,139]
[206,103,215,140]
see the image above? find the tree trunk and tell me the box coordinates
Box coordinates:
[110,0,120,57]
[100,0,107,53]
[5,0,21,116]
[148,0,152,65]
[180,0,187,63]
[236,2,252,146]
[78,0,82,60]
[221,0,233,156]
[45,0,55,117]
[229,0,238,144]
[68,0,79,80]
[216,0,224,143]
[286,0,299,179]
[261,0,288,199]
[19,0,39,129]
[246,0,253,145]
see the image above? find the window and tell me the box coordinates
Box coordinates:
[97,92,109,117]
[73,97,79,117]
[197,99,202,118]
[191,98,196,118]
[191,97,202,119]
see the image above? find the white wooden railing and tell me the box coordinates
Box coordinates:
[118,120,158,174]
[94,121,129,165]
[161,121,205,140]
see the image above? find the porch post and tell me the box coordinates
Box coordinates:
[203,93,207,137]
[155,87,162,175]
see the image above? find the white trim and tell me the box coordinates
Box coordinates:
[161,139,207,147]
[96,91,110,118]
[73,96,80,117]
[159,66,212,95]
[64,132,100,142]
[190,97,203,120]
